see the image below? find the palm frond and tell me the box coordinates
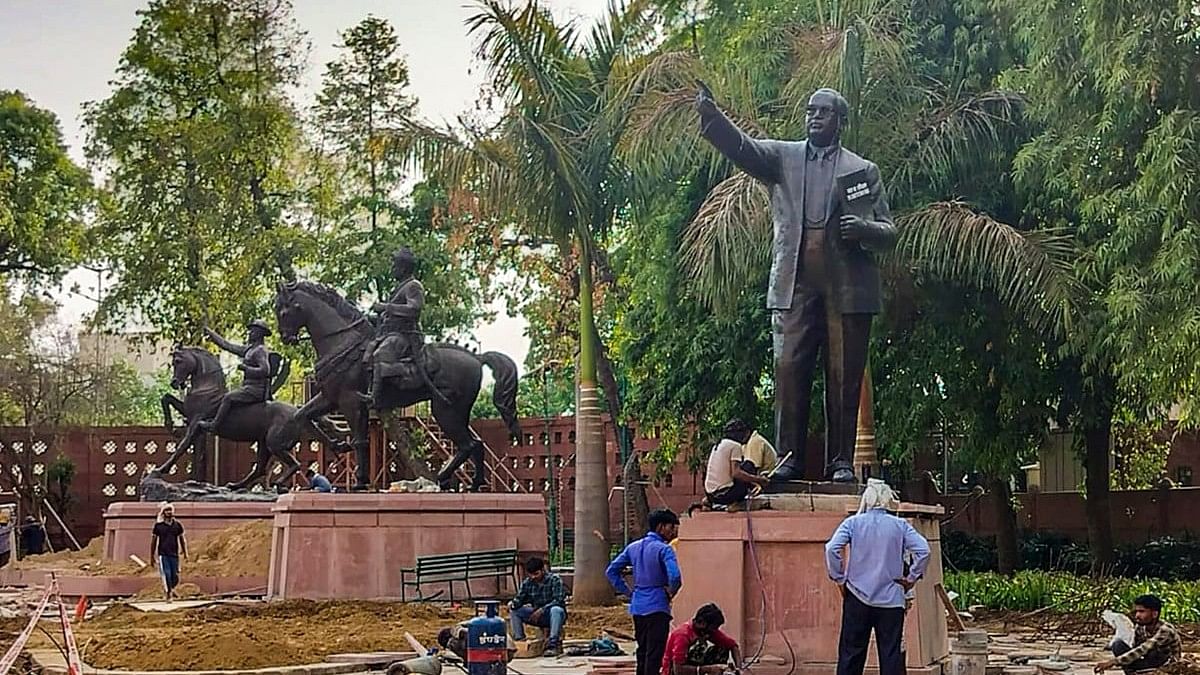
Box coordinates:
[467,0,584,112]
[617,50,774,185]
[892,201,1081,339]
[889,89,1025,202]
[678,172,772,313]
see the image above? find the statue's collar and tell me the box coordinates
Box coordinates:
[806,142,840,161]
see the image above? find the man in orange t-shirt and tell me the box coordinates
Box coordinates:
[662,603,743,675]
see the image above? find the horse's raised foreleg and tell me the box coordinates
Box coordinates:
[294,392,353,454]
[161,394,186,437]
[156,423,202,474]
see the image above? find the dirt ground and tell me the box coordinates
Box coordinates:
[13,521,274,579]
[17,600,633,671]
[8,521,634,671]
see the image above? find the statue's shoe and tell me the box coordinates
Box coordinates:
[197,419,217,431]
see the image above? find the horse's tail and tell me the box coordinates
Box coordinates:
[479,351,522,443]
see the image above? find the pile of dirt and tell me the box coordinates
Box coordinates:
[12,537,107,572]
[12,520,274,579]
[30,599,636,671]
[185,521,273,577]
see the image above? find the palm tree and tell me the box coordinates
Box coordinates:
[617,0,1086,571]
[391,0,653,604]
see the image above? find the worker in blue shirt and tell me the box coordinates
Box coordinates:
[606,508,682,675]
[825,479,930,675]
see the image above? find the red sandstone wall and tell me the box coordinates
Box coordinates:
[939,486,1200,544]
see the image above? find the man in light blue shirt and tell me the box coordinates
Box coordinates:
[606,509,682,675]
[824,479,930,675]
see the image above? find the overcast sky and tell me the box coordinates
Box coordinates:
[0,0,612,371]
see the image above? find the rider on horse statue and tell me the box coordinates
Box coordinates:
[199,320,275,431]
[360,247,426,408]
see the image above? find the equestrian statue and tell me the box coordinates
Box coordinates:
[274,248,521,492]
[156,320,348,492]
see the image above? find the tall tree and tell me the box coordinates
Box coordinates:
[0,91,93,283]
[316,16,417,297]
[392,0,655,604]
[1003,0,1200,569]
[84,0,310,340]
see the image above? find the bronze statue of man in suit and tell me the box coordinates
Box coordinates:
[696,83,897,483]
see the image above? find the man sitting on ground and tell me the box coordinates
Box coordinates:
[510,557,568,656]
[704,419,769,508]
[662,603,744,675]
[1094,594,1180,674]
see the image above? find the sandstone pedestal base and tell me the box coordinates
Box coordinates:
[267,493,548,600]
[673,496,947,675]
[104,501,275,562]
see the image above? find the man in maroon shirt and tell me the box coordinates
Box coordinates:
[662,604,744,675]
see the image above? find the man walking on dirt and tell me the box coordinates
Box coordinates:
[150,503,188,601]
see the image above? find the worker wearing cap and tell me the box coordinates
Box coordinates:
[198,319,275,431]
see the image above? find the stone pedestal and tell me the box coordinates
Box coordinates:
[103,501,275,562]
[267,493,548,600]
[673,496,947,675]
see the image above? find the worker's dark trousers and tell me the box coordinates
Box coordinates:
[837,592,904,675]
[634,612,671,675]
[1111,640,1168,675]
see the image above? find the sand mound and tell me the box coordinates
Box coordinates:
[12,520,274,579]
[12,537,106,572]
[186,520,273,577]
[54,600,636,671]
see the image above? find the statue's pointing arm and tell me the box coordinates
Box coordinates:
[860,163,898,252]
[695,83,782,184]
[203,327,247,358]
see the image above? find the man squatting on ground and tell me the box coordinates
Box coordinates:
[662,603,745,675]
[1094,594,1180,674]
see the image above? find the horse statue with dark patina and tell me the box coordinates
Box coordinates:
[156,346,346,491]
[273,280,521,491]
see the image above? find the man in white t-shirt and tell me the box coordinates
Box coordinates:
[704,419,770,507]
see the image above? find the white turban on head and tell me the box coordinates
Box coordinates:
[156,501,173,524]
[857,478,898,514]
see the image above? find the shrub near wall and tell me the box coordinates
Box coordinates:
[942,530,1200,580]
[946,571,1200,623]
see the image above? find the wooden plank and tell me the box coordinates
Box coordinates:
[935,582,965,632]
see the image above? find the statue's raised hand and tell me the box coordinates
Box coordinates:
[695,78,716,111]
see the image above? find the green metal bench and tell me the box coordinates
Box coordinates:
[401,547,519,602]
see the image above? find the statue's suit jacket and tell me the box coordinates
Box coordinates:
[700,105,898,313]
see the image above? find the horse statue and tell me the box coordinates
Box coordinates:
[156,346,346,491]
[273,280,522,491]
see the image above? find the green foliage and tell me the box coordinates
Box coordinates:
[46,454,76,517]
[946,570,1200,623]
[472,366,575,419]
[0,90,94,283]
[944,530,1200,582]
[85,0,312,340]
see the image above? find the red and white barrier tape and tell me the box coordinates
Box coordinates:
[0,583,53,675]
[53,580,82,675]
